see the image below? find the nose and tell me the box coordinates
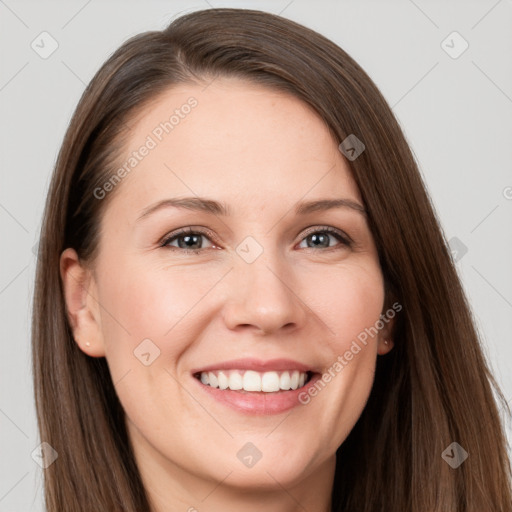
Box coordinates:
[221,247,308,336]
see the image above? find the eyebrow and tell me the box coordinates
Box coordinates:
[136,196,366,221]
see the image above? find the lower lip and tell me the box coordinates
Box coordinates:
[192,373,321,415]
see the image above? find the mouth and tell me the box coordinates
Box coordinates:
[190,358,322,414]
[193,369,315,393]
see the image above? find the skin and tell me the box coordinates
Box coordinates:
[61,77,394,512]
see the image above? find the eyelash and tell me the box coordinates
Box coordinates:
[159,226,353,254]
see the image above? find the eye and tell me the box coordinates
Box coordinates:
[160,227,217,254]
[160,225,352,254]
[297,226,352,251]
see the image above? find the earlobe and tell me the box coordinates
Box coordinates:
[60,248,106,357]
[377,309,395,355]
[378,337,394,355]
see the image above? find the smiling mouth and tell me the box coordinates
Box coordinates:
[193,369,314,393]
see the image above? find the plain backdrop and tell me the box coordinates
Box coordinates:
[1,0,511,510]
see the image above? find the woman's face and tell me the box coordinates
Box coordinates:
[62,78,393,503]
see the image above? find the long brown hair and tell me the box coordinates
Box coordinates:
[32,8,512,511]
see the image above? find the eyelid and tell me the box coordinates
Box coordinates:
[159,226,219,248]
[299,225,353,246]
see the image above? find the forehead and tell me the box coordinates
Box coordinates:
[104,77,362,220]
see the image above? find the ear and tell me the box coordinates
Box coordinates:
[60,248,105,357]
[376,305,396,356]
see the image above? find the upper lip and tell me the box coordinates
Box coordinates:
[191,358,318,375]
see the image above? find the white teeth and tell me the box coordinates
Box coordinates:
[198,369,309,392]
[290,370,299,390]
[208,372,218,388]
[229,371,243,390]
[243,370,261,391]
[261,371,280,392]
[279,371,291,390]
[218,371,229,390]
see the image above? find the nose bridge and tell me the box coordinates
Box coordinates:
[222,236,305,334]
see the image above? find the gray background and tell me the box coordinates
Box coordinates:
[1,0,511,509]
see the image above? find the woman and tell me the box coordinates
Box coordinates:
[32,7,512,511]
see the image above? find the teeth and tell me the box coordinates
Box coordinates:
[280,371,291,390]
[218,371,229,390]
[261,371,280,392]
[228,371,243,390]
[244,370,262,391]
[198,369,310,392]
[290,370,299,390]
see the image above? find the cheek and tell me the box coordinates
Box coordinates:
[296,261,384,443]
[306,260,385,346]
[95,260,219,374]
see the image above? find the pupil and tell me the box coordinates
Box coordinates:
[180,235,200,249]
[310,233,328,248]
